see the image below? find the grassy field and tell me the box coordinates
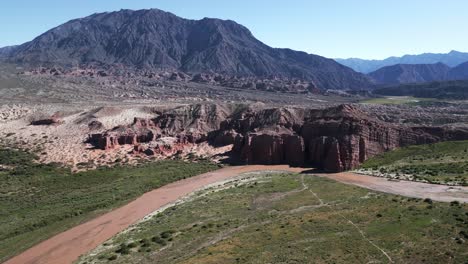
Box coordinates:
[360,96,435,105]
[0,148,218,263]
[360,141,468,185]
[78,173,468,264]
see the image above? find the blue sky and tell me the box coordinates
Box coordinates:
[1,0,467,59]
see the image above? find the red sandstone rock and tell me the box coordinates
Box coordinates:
[87,103,468,172]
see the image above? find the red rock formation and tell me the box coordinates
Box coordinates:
[236,133,304,167]
[231,104,468,172]
[87,103,468,172]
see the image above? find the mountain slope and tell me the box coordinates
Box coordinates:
[4,9,371,90]
[336,50,468,73]
[449,61,468,80]
[0,46,16,58]
[368,63,451,84]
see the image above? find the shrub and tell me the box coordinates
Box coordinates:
[127,242,137,248]
[423,198,433,204]
[160,230,175,238]
[459,231,468,239]
[115,243,130,255]
[152,236,166,245]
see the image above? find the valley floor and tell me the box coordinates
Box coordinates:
[5,166,467,264]
[77,171,468,264]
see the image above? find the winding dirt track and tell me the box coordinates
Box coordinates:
[5,166,468,264]
[4,165,304,264]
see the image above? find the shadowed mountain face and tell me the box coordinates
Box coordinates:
[0,46,16,58]
[336,50,468,73]
[368,63,452,85]
[2,9,371,90]
[449,61,468,80]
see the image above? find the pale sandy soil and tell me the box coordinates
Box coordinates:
[320,172,468,203]
[0,104,153,168]
[0,103,228,170]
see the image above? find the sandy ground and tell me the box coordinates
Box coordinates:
[0,104,235,170]
[4,165,304,264]
[319,172,468,203]
[0,104,153,167]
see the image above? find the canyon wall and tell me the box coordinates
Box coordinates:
[88,104,468,172]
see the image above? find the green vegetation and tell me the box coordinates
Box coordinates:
[79,173,468,264]
[360,96,434,105]
[361,141,468,185]
[0,148,218,262]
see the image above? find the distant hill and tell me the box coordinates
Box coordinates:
[449,61,468,80]
[368,63,451,85]
[373,80,468,100]
[336,50,468,73]
[0,46,16,58]
[1,9,371,90]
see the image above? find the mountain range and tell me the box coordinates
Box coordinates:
[368,62,468,85]
[0,9,371,91]
[336,50,468,73]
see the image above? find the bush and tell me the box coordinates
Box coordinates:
[161,232,171,239]
[152,236,166,245]
[423,198,433,204]
[115,243,130,255]
[127,242,137,248]
[460,231,468,239]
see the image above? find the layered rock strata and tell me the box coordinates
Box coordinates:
[88,104,468,172]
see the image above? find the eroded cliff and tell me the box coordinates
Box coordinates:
[88,103,468,172]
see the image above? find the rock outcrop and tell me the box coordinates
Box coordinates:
[87,103,468,172]
[30,116,63,126]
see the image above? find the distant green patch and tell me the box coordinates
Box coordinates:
[360,96,434,105]
[361,141,468,185]
[78,173,468,264]
[0,148,218,263]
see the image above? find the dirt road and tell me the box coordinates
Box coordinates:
[5,166,467,264]
[319,172,468,203]
[4,165,304,264]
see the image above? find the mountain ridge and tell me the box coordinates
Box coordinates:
[368,62,468,85]
[2,8,372,90]
[336,50,468,73]
[368,63,452,84]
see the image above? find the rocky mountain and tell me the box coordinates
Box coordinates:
[88,103,468,172]
[449,61,468,80]
[2,9,371,90]
[336,50,468,73]
[368,63,451,85]
[0,46,16,58]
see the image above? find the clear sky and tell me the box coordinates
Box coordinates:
[1,0,467,59]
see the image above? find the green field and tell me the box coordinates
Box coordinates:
[0,148,218,263]
[360,141,468,185]
[78,173,468,264]
[360,96,434,105]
